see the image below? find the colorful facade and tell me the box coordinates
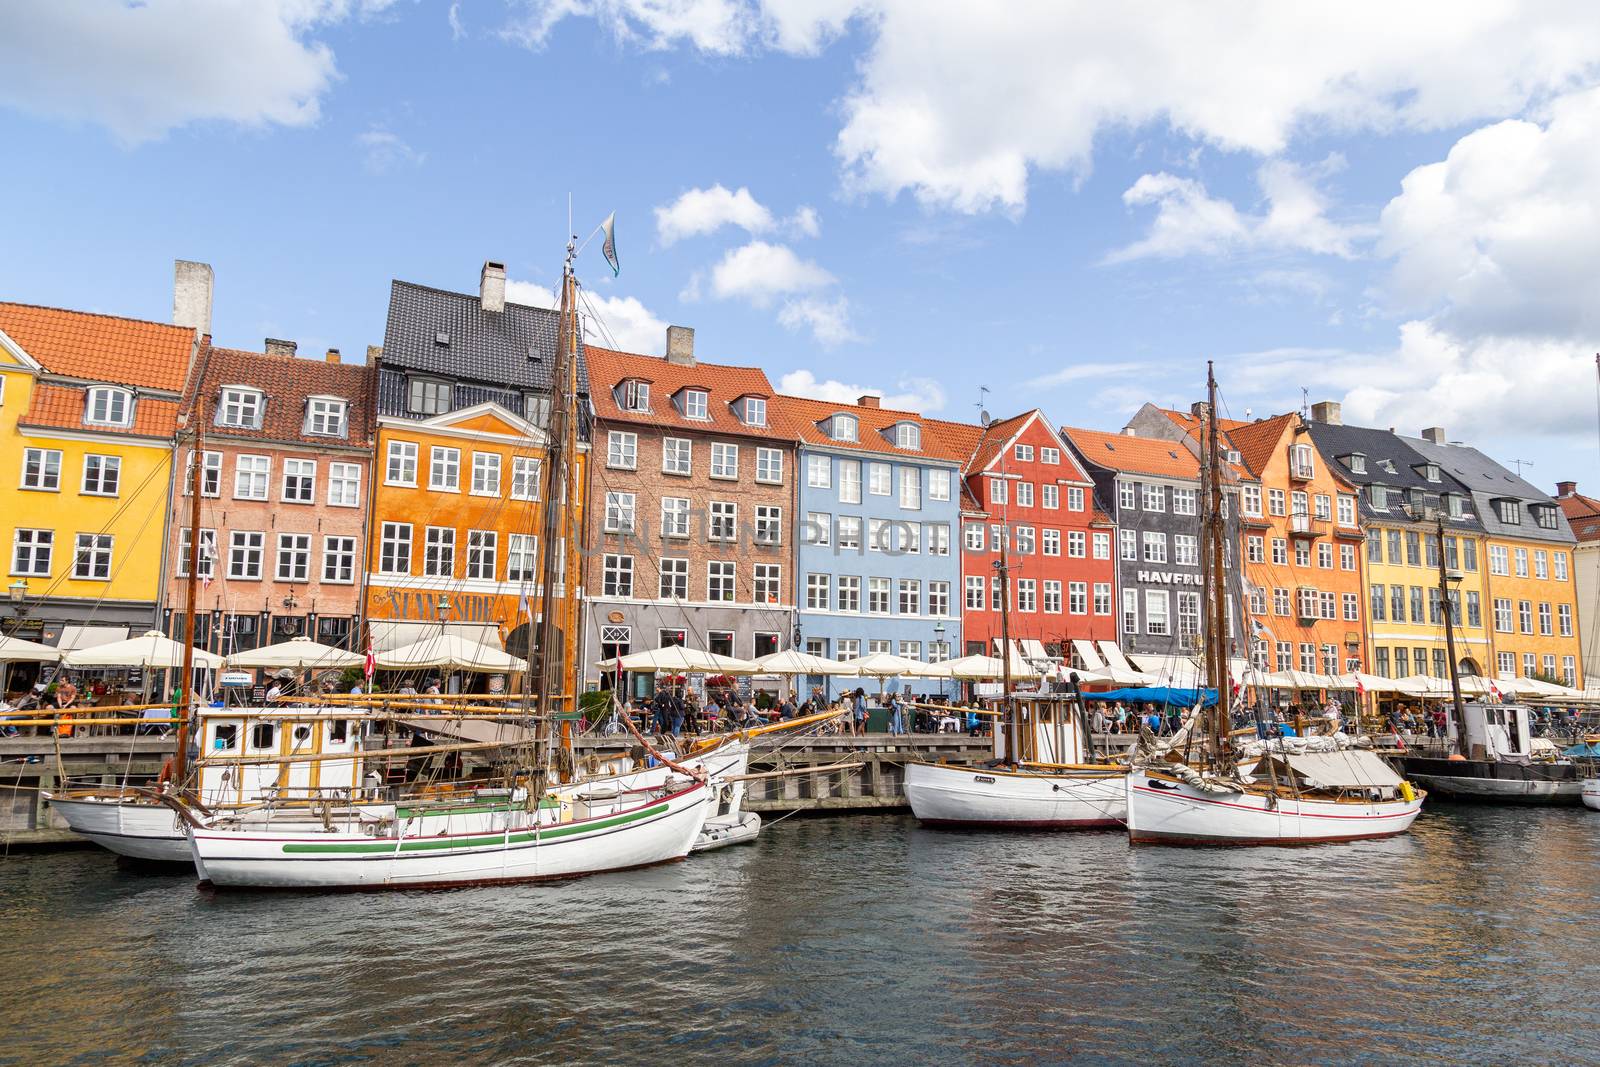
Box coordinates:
[1556,480,1600,680]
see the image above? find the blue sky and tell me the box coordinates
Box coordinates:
[3,2,1600,490]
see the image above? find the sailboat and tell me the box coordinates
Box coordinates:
[182,231,714,889]
[1124,363,1425,845]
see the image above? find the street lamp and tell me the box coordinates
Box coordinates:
[281,592,298,611]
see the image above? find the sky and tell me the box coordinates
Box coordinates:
[3,1,1600,491]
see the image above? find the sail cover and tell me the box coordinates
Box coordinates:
[1274,751,1404,790]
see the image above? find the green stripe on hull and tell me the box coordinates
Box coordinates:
[279,803,670,854]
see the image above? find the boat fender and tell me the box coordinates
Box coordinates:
[157,757,174,786]
[1052,783,1061,792]
[361,820,379,836]
[1398,781,1417,803]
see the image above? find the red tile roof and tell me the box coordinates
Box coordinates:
[1063,425,1200,479]
[774,394,976,462]
[586,347,798,439]
[0,302,194,391]
[1559,491,1600,543]
[186,345,378,447]
[20,381,181,438]
[1227,413,1296,479]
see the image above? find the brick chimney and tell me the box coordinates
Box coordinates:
[172,260,213,339]
[1309,400,1342,425]
[325,348,341,364]
[366,344,382,363]
[665,325,695,366]
[264,338,297,358]
[1190,401,1209,420]
[857,395,881,408]
[480,260,506,314]
[1557,480,1577,498]
[1421,426,1446,444]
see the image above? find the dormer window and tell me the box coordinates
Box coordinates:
[831,414,858,442]
[525,392,551,428]
[406,377,451,416]
[741,397,767,427]
[84,386,132,427]
[1289,443,1315,479]
[1535,505,1559,530]
[1445,493,1464,519]
[1422,463,1440,482]
[1497,499,1521,525]
[218,386,264,429]
[304,397,348,437]
[621,379,650,412]
[683,389,708,420]
[1347,453,1366,474]
[894,423,921,450]
[1369,485,1387,510]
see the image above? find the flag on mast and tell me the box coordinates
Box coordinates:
[600,212,619,276]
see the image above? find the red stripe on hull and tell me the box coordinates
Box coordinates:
[918,817,1122,831]
[1128,828,1412,847]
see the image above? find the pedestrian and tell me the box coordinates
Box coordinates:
[264,679,284,703]
[1091,703,1108,736]
[670,689,686,735]
[887,692,906,736]
[853,688,868,735]
[779,694,796,721]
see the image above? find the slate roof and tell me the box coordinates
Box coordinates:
[1558,488,1600,543]
[0,301,194,391]
[184,345,378,448]
[1402,434,1575,543]
[1304,420,1483,529]
[590,346,797,441]
[380,280,588,396]
[19,381,180,439]
[1062,426,1200,481]
[775,394,974,462]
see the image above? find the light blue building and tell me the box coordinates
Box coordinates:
[778,395,965,699]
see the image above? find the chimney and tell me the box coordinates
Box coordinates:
[264,338,297,359]
[479,260,506,314]
[1421,426,1446,444]
[1190,401,1210,420]
[857,395,881,409]
[172,260,214,338]
[325,348,341,364]
[1557,480,1577,498]
[665,325,695,366]
[1122,427,1137,436]
[1309,400,1342,425]
[366,344,382,363]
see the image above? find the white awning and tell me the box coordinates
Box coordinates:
[1274,751,1404,790]
[1097,641,1136,671]
[368,621,501,653]
[1071,639,1105,670]
[57,625,129,651]
[1020,639,1049,660]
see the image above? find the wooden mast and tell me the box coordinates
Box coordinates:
[1203,362,1231,764]
[997,555,1019,765]
[172,397,205,787]
[1437,515,1468,751]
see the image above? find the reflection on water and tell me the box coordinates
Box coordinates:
[3,807,1597,1065]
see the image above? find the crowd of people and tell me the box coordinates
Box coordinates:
[607,685,982,738]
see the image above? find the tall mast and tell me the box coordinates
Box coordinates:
[1203,362,1230,762]
[172,398,204,787]
[1437,515,1467,751]
[997,556,1019,765]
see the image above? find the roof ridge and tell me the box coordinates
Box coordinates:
[0,300,191,334]
[588,345,768,375]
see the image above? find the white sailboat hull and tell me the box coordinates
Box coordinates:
[904,761,1126,829]
[187,782,713,890]
[695,811,761,850]
[1125,768,1423,846]
[45,795,190,863]
[1582,779,1600,811]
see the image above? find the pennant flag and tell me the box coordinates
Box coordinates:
[1489,679,1502,702]
[363,645,375,681]
[600,212,619,276]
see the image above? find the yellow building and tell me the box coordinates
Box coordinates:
[0,298,198,651]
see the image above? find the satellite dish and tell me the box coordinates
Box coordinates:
[980,409,992,426]
[1244,407,1253,419]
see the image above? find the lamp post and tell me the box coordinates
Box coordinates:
[933,621,948,699]
[6,579,26,637]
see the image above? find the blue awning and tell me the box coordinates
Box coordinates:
[1082,686,1216,707]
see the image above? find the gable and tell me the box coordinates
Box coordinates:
[404,400,548,444]
[0,327,43,371]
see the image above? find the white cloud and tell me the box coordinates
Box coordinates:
[655,184,775,244]
[778,369,946,413]
[0,0,394,145]
[707,240,835,304]
[787,205,821,238]
[506,279,669,353]
[357,126,424,173]
[777,296,856,345]
[1106,158,1362,263]
[501,0,759,54]
[448,3,466,39]
[1024,361,1148,390]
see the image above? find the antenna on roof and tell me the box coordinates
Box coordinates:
[1300,387,1309,419]
[975,385,989,418]
[1510,458,1534,476]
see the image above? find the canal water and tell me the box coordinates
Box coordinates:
[2,806,1594,1065]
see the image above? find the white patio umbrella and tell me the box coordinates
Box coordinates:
[837,652,942,678]
[1389,674,1439,697]
[378,633,527,673]
[593,645,761,675]
[926,653,1043,680]
[0,633,62,699]
[227,636,364,671]
[63,630,223,669]
[1096,664,1157,686]
[750,648,856,676]
[1333,672,1405,694]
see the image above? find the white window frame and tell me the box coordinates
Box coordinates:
[429,446,461,492]
[228,531,265,580]
[385,441,418,486]
[275,532,311,583]
[662,437,692,476]
[80,454,121,497]
[281,458,316,504]
[21,447,62,491]
[321,535,356,584]
[710,442,740,480]
[471,451,502,496]
[304,396,348,437]
[218,386,264,429]
[72,532,113,580]
[511,456,541,500]
[84,386,132,427]
[756,447,783,484]
[234,454,270,500]
[327,462,361,507]
[607,431,637,471]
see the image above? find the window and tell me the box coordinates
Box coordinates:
[755,506,782,545]
[1466,591,1482,629]
[838,516,862,551]
[804,512,831,547]
[1143,531,1167,563]
[1040,484,1059,510]
[707,559,736,601]
[1514,547,1529,577]
[1051,580,1071,614]
[228,531,264,579]
[755,566,783,605]
[1177,592,1201,637]
[900,467,922,509]
[659,557,688,599]
[322,536,356,583]
[1048,529,1067,556]
[1493,597,1513,632]
[1094,583,1112,615]
[622,379,650,412]
[466,531,497,580]
[1122,590,1138,634]
[1172,487,1197,515]
[177,528,217,579]
[233,454,270,499]
[83,386,132,427]
[1337,494,1356,527]
[868,463,892,497]
[1014,579,1035,613]
[524,393,551,427]
[21,448,61,491]
[281,458,315,503]
[1409,586,1425,623]
[1247,535,1264,563]
[1317,542,1333,569]
[507,534,537,583]
[1241,484,1261,516]
[683,389,709,420]
[1556,552,1569,581]
[275,533,310,582]
[511,456,540,500]
[386,441,417,486]
[1142,483,1165,512]
[407,378,451,415]
[1173,534,1198,567]
[10,528,51,576]
[965,575,985,610]
[1015,443,1033,462]
[379,523,412,574]
[1299,643,1318,673]
[839,460,862,503]
[709,501,737,541]
[1041,447,1060,465]
[659,441,691,476]
[806,453,830,488]
[1289,443,1315,479]
[928,581,950,616]
[742,396,767,427]
[1120,482,1137,511]
[604,492,636,534]
[305,397,347,437]
[929,524,951,556]
[606,431,637,470]
[1564,656,1577,687]
[1120,528,1137,561]
[80,454,120,496]
[1535,505,1559,531]
[1092,532,1110,560]
[1539,602,1553,636]
[429,447,460,491]
[1533,549,1549,579]
[219,387,264,428]
[1268,489,1285,516]
[989,477,1008,506]
[603,554,634,597]
[1016,482,1034,507]
[838,575,861,612]
[1271,538,1287,565]
[326,462,361,507]
[1523,653,1537,677]
[710,442,739,479]
[1340,543,1356,571]
[661,497,691,538]
[1560,603,1574,637]
[1497,499,1521,524]
[929,469,951,501]
[1012,526,1033,554]
[895,423,921,450]
[182,449,222,497]
[898,579,921,614]
[1145,591,1170,636]
[756,447,783,484]
[867,577,891,614]
[1370,485,1389,511]
[898,640,922,661]
[965,524,986,551]
[831,414,858,442]
[868,518,890,552]
[898,522,920,554]
[1342,592,1359,622]
[1313,493,1331,521]
[424,527,456,577]
[806,573,831,610]
[1489,544,1509,575]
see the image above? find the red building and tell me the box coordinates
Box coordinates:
[954,410,1117,657]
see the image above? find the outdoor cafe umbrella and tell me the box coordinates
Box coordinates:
[837,652,942,678]
[0,633,62,699]
[926,653,1044,680]
[377,633,527,673]
[226,636,364,671]
[750,648,855,675]
[63,630,223,670]
[593,645,761,675]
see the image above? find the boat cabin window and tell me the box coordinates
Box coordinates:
[250,723,277,749]
[330,719,350,743]
[213,723,239,751]
[293,724,312,744]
